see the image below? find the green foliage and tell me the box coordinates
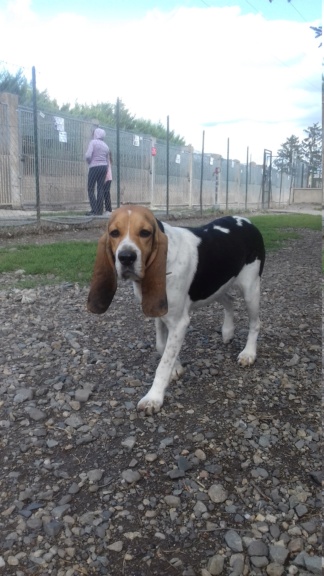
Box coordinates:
[250,214,321,251]
[0,68,30,100]
[274,125,322,186]
[0,215,320,287]
[273,135,302,173]
[0,67,185,145]
[0,241,97,285]
[310,25,322,47]
[301,123,322,185]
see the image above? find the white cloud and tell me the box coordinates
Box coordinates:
[0,1,321,162]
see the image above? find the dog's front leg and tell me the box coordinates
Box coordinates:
[137,314,190,415]
[155,318,185,381]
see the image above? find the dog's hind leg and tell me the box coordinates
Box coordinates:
[218,293,235,344]
[236,262,261,366]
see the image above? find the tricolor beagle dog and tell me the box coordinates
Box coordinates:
[87,205,265,415]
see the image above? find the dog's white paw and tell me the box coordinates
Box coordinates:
[238,350,256,367]
[222,324,235,344]
[171,362,185,381]
[137,393,163,415]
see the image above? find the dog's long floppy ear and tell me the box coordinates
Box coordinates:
[141,224,168,317]
[87,233,117,314]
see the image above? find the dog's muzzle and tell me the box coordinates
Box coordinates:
[118,249,137,267]
[118,249,139,280]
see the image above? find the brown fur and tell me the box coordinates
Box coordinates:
[87,205,168,317]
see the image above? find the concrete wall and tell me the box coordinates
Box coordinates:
[0,93,20,206]
[292,188,323,205]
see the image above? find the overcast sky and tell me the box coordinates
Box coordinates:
[0,0,321,163]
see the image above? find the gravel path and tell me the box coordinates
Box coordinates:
[0,223,322,576]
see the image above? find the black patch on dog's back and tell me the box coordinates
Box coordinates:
[187,216,265,302]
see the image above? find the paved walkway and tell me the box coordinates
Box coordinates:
[0,204,322,224]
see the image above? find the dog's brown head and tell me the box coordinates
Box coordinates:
[87,205,168,317]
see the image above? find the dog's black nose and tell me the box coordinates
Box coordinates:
[118,250,137,266]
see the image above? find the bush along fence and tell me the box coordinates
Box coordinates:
[0,91,308,213]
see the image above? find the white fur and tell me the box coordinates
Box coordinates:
[115,234,143,279]
[213,225,230,233]
[133,222,262,414]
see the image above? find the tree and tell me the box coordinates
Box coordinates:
[0,68,30,103]
[0,67,60,110]
[310,25,322,47]
[0,68,185,145]
[274,135,302,173]
[267,2,322,47]
[301,122,322,186]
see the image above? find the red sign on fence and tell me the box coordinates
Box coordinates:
[151,147,157,156]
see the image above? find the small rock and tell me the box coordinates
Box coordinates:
[309,470,323,485]
[74,388,91,402]
[195,449,206,460]
[230,553,244,575]
[288,538,304,553]
[160,437,174,448]
[286,353,299,366]
[224,530,243,552]
[26,517,42,529]
[304,553,322,575]
[167,469,185,479]
[193,501,207,515]
[266,563,285,576]
[43,519,63,537]
[164,495,181,507]
[14,388,34,403]
[267,545,287,566]
[248,540,269,557]
[121,469,141,483]
[51,504,70,518]
[208,484,228,503]
[121,436,136,449]
[251,556,269,568]
[87,469,104,482]
[145,453,157,462]
[251,467,269,479]
[107,540,123,552]
[207,554,225,575]
[295,503,308,517]
[177,456,192,471]
[25,407,46,421]
[46,439,59,448]
[68,482,81,494]
[64,414,84,428]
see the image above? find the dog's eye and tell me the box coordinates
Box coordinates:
[110,229,120,238]
[139,229,151,238]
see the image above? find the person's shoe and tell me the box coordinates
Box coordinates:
[103,211,111,217]
[85,211,95,216]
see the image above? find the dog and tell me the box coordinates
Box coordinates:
[87,205,265,414]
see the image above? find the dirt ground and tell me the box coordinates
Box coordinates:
[0,216,322,576]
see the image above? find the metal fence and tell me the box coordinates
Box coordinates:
[0,91,312,212]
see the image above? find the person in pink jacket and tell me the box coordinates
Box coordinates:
[85,128,109,215]
[103,150,113,215]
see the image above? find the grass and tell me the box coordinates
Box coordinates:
[249,213,321,251]
[0,241,97,288]
[0,214,321,288]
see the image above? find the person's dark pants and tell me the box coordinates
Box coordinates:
[87,165,107,214]
[103,180,112,212]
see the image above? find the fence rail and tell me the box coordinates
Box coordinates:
[0,91,316,212]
